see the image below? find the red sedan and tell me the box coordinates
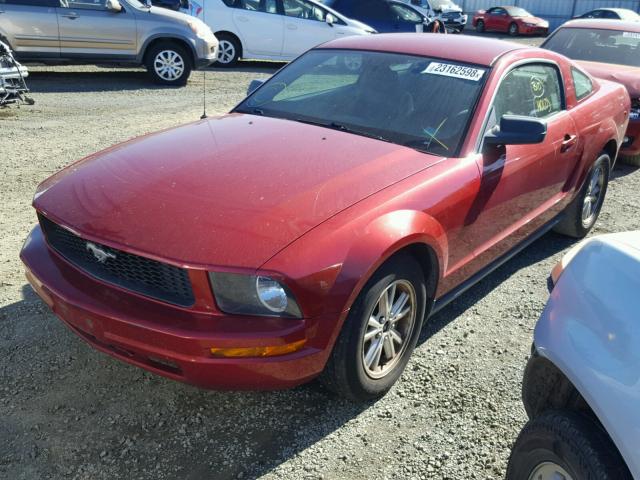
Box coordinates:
[542,19,640,165]
[473,6,549,36]
[21,34,629,401]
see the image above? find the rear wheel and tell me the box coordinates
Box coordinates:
[554,153,610,238]
[320,254,427,401]
[506,410,632,480]
[145,42,192,86]
[475,20,485,33]
[509,22,519,36]
[215,33,241,67]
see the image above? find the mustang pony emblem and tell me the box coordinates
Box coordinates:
[86,242,116,263]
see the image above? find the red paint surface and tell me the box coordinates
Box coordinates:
[22,35,629,389]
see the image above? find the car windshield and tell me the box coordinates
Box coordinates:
[234,50,488,157]
[430,0,457,9]
[544,28,640,67]
[504,7,531,17]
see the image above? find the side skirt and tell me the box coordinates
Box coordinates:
[430,215,562,315]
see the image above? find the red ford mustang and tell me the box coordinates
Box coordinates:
[21,35,629,401]
[473,6,549,36]
[542,19,640,165]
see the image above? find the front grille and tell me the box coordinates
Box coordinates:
[39,214,195,307]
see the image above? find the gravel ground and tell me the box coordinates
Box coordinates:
[1,34,639,480]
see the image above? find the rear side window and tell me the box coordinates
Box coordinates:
[572,67,593,101]
[283,0,327,20]
[492,63,564,120]
[62,0,109,9]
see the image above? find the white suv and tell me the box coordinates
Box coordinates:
[195,0,375,66]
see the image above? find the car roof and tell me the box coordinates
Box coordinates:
[560,18,640,32]
[318,34,526,67]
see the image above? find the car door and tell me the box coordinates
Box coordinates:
[492,7,509,32]
[468,62,579,267]
[280,0,339,58]
[56,0,137,59]
[0,0,60,58]
[230,0,283,57]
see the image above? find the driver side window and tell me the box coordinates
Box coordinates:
[283,0,327,20]
[61,0,110,9]
[490,63,563,129]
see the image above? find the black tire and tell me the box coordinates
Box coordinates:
[214,33,241,67]
[554,152,610,238]
[619,153,640,167]
[145,41,192,86]
[507,410,632,480]
[320,254,427,401]
[475,20,485,33]
[509,22,519,36]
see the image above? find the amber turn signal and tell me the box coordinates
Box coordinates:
[210,339,306,358]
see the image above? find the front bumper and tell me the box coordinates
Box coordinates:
[520,25,549,35]
[20,226,333,390]
[194,36,218,67]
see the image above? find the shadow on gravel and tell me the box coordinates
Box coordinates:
[26,70,163,93]
[611,162,639,180]
[205,60,286,75]
[420,231,574,345]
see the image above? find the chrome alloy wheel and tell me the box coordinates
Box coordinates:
[217,40,236,64]
[153,50,185,82]
[581,163,605,227]
[527,462,574,480]
[361,280,417,379]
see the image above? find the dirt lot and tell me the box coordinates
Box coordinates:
[1,34,639,480]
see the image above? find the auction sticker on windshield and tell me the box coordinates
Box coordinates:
[423,62,485,81]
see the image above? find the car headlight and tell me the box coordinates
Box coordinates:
[209,272,302,318]
[187,19,214,40]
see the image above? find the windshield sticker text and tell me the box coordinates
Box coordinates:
[622,32,640,39]
[422,62,485,81]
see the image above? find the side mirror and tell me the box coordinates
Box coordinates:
[247,79,265,96]
[106,0,123,12]
[326,13,335,25]
[484,115,547,146]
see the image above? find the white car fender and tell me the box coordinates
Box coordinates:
[534,232,640,479]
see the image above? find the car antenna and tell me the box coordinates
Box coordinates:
[200,0,208,119]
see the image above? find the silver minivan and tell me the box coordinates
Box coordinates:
[0,0,218,85]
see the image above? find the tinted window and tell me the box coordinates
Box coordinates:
[235,49,488,156]
[582,10,602,18]
[489,8,505,15]
[224,0,275,11]
[602,10,620,19]
[491,64,563,122]
[1,0,58,5]
[62,0,109,9]
[572,67,593,101]
[389,3,422,23]
[544,27,640,67]
[283,0,326,20]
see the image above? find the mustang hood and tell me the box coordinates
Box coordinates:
[577,61,640,99]
[34,114,440,269]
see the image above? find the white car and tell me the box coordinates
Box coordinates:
[507,231,640,480]
[193,0,375,65]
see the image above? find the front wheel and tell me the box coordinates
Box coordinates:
[509,22,519,36]
[145,42,192,86]
[320,254,427,401]
[554,152,610,238]
[507,410,632,480]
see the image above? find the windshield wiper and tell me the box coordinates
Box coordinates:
[292,118,394,144]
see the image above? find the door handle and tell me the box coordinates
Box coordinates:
[286,24,297,30]
[561,134,577,153]
[62,12,79,19]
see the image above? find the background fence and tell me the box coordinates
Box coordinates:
[459,0,640,30]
